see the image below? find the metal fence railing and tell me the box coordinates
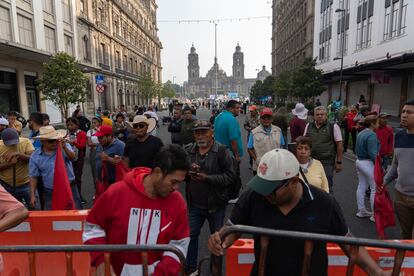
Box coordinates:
[211,224,414,276]
[0,244,186,276]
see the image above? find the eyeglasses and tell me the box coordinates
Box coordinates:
[133,123,147,129]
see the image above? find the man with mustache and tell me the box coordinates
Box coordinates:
[184,119,236,274]
[382,100,414,239]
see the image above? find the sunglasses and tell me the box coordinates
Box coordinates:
[133,123,148,129]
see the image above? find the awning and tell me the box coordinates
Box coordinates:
[0,40,51,63]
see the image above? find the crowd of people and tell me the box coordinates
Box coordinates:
[0,97,413,276]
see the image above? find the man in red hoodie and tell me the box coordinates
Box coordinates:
[83,144,191,275]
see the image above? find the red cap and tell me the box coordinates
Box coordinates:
[93,125,113,137]
[260,108,273,117]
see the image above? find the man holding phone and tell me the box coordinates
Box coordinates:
[184,120,236,274]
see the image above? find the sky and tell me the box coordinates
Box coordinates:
[157,0,272,85]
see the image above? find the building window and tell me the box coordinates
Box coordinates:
[356,0,374,50]
[337,0,350,56]
[42,0,54,14]
[17,14,34,47]
[0,7,11,40]
[100,43,109,65]
[115,51,121,68]
[123,55,128,70]
[318,0,333,62]
[62,0,71,24]
[83,35,90,61]
[44,26,56,53]
[384,0,408,40]
[114,17,120,36]
[80,0,87,15]
[64,34,73,55]
[129,58,133,72]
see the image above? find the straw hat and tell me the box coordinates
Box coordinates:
[33,125,67,140]
[128,115,156,133]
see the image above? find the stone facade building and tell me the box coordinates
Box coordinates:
[272,0,314,76]
[0,0,162,122]
[185,44,267,99]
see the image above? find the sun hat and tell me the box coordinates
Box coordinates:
[93,125,114,137]
[1,128,19,146]
[260,108,273,117]
[0,117,9,126]
[292,103,308,120]
[192,120,212,131]
[32,125,67,140]
[247,149,300,196]
[128,115,156,133]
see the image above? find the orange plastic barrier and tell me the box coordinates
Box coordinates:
[226,239,414,276]
[0,210,90,276]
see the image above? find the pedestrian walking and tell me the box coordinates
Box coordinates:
[290,103,308,141]
[168,108,183,145]
[355,115,379,222]
[7,111,22,135]
[185,120,236,274]
[101,111,113,127]
[208,149,390,276]
[66,117,87,203]
[247,108,284,175]
[181,107,196,147]
[124,115,163,169]
[272,106,289,144]
[304,106,343,194]
[295,136,329,192]
[83,145,191,276]
[243,105,259,136]
[0,117,8,139]
[214,100,243,163]
[113,113,128,142]
[29,126,82,210]
[382,100,414,239]
[0,128,37,208]
[94,125,125,187]
[86,117,102,184]
[375,113,394,170]
[73,110,91,133]
[343,106,358,153]
[28,112,44,149]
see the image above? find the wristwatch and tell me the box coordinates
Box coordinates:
[336,161,342,164]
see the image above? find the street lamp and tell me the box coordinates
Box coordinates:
[335,8,346,102]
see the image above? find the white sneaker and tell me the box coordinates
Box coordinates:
[356,210,372,218]
[369,216,375,222]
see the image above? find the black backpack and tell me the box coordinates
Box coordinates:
[217,145,242,200]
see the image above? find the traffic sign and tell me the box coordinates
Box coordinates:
[95,74,104,84]
[96,84,105,94]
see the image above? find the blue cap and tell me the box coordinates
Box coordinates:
[1,128,19,146]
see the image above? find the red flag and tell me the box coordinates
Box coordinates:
[52,143,75,210]
[374,155,395,239]
[94,161,131,202]
[115,161,131,182]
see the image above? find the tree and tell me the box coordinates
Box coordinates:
[250,80,264,100]
[162,81,176,98]
[138,72,156,104]
[273,70,293,103]
[290,58,325,101]
[37,52,88,120]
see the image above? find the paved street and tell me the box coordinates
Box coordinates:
[79,107,401,271]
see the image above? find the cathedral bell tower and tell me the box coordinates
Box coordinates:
[232,43,245,79]
[188,44,200,80]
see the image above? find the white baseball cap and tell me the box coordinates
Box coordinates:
[247,149,300,195]
[0,117,9,126]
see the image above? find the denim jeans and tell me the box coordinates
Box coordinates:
[43,185,82,210]
[2,182,40,210]
[322,162,335,194]
[186,206,226,271]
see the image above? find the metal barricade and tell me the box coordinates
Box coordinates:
[211,224,414,276]
[0,244,186,276]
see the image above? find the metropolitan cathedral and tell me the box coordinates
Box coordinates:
[185,43,270,98]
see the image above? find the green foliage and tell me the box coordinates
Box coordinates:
[138,72,158,102]
[37,52,88,120]
[290,58,326,101]
[273,70,293,102]
[162,81,177,98]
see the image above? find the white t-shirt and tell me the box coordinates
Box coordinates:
[303,123,342,142]
[86,129,100,146]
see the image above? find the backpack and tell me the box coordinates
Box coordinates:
[217,145,242,200]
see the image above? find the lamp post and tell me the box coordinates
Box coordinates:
[335,8,346,102]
